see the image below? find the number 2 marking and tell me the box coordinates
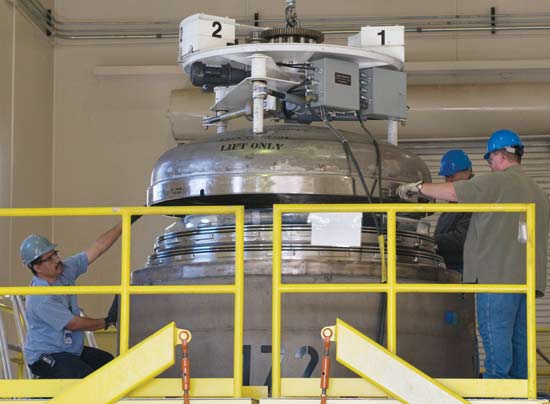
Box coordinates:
[377,29,386,45]
[212,21,222,38]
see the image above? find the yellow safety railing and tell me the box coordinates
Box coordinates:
[271,203,537,399]
[0,206,245,398]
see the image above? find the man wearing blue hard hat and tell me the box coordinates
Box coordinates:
[397,129,550,379]
[20,216,140,378]
[434,150,473,274]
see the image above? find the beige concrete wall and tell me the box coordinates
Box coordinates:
[0,2,53,366]
[0,3,53,289]
[11,9,54,287]
[0,1,14,286]
[51,42,188,313]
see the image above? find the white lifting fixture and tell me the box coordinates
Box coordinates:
[177,1,407,141]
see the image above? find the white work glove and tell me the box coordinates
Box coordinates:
[396,181,423,201]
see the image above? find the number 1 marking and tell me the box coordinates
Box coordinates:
[377,29,386,45]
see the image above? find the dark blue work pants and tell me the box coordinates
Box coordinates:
[29,346,114,379]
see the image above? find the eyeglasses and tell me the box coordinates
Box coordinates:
[34,250,59,265]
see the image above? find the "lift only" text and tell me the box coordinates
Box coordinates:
[220,142,285,151]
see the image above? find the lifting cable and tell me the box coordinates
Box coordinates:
[356,112,387,344]
[308,105,388,344]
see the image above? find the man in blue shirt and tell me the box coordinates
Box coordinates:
[20,221,125,378]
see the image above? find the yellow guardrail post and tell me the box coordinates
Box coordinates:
[526,203,537,398]
[386,208,397,354]
[119,210,132,354]
[233,206,245,398]
[271,205,283,398]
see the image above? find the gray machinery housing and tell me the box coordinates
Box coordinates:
[360,67,407,120]
[309,58,360,111]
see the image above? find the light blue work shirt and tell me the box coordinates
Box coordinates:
[24,252,88,365]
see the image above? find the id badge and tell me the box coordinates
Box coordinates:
[64,330,73,345]
[518,213,527,244]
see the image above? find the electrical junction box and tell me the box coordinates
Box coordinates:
[359,67,407,120]
[179,14,236,58]
[310,58,359,111]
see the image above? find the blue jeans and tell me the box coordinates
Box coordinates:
[477,293,526,379]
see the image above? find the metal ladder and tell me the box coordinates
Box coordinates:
[0,295,99,379]
[0,296,31,378]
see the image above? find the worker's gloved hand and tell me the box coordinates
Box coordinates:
[104,295,119,330]
[396,181,423,201]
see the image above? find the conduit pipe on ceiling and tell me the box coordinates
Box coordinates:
[15,0,550,40]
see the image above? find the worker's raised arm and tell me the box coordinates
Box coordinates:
[421,182,458,202]
[85,222,122,265]
[397,181,457,202]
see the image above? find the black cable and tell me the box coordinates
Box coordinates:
[354,114,388,344]
[356,112,383,203]
[276,62,314,70]
[307,105,388,345]
[307,105,381,234]
[286,79,308,95]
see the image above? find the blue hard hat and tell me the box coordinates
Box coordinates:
[484,129,524,160]
[439,150,472,177]
[20,234,57,266]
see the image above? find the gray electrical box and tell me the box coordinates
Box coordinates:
[359,67,407,120]
[310,58,359,111]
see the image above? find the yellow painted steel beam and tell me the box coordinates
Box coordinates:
[129,285,237,294]
[0,400,258,404]
[334,318,469,404]
[47,322,180,404]
[272,202,532,214]
[0,207,121,217]
[233,206,245,397]
[271,205,284,398]
[0,378,267,398]
[0,285,237,296]
[280,378,527,398]
[119,213,132,354]
[279,284,388,293]
[283,283,529,295]
[394,284,527,293]
[526,203,537,399]
[386,211,397,354]
[0,205,245,217]
[262,400,546,404]
[0,285,122,295]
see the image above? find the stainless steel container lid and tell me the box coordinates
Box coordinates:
[147,125,431,208]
